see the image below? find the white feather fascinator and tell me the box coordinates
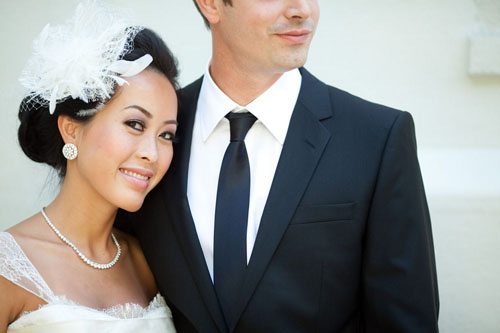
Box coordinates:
[19,0,153,114]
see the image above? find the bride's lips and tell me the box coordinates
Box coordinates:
[275,29,311,44]
[119,167,153,190]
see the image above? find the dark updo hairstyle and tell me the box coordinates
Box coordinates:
[18,28,178,178]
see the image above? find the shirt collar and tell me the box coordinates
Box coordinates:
[197,62,302,144]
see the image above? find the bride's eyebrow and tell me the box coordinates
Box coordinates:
[123,105,152,118]
[124,105,178,125]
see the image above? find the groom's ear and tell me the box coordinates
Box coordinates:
[194,0,221,26]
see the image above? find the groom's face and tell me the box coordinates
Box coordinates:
[213,0,320,74]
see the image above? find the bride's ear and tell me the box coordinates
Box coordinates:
[57,115,82,145]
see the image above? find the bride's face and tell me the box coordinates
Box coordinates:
[69,69,177,212]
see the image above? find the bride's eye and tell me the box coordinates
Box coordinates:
[125,120,145,132]
[160,131,177,142]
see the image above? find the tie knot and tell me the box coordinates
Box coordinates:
[226,112,257,142]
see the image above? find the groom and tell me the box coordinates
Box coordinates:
[117,0,439,331]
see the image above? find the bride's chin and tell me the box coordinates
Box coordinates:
[119,199,145,213]
[112,192,147,213]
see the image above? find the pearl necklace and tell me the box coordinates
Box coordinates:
[40,208,121,270]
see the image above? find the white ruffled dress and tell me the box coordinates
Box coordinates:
[0,232,176,332]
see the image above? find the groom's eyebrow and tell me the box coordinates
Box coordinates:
[124,105,152,118]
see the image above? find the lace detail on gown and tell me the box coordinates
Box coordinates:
[102,293,169,319]
[44,292,171,319]
[0,232,55,302]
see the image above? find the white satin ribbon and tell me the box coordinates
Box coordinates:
[108,53,153,78]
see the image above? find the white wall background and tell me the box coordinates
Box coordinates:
[0,0,499,331]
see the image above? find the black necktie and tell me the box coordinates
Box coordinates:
[214,111,257,324]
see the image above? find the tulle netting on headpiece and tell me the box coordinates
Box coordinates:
[19,0,150,114]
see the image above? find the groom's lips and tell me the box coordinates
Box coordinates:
[275,29,311,44]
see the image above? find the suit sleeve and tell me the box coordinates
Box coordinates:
[362,111,439,332]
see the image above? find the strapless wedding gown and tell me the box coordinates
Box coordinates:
[0,232,176,332]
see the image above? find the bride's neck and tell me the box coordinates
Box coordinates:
[44,172,118,252]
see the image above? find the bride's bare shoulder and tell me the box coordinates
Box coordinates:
[0,274,24,331]
[6,212,48,242]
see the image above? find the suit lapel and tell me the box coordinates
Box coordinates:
[164,78,227,332]
[229,68,333,330]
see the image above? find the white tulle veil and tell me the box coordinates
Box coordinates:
[19,0,153,115]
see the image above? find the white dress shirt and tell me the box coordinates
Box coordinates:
[187,65,302,280]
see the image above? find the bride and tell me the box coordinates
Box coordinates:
[0,1,178,332]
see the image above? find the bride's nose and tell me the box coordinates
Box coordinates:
[136,135,159,163]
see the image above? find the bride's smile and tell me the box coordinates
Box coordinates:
[119,167,153,189]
